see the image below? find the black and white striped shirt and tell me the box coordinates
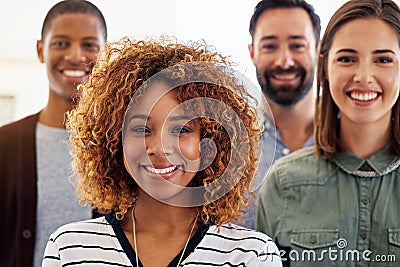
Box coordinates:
[41,213,282,266]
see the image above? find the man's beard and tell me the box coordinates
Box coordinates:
[257,66,314,106]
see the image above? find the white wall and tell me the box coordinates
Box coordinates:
[0,0,351,126]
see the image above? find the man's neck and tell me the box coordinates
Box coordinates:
[264,91,315,152]
[38,92,74,129]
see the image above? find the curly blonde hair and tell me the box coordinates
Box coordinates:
[67,36,260,226]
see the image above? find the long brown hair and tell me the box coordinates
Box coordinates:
[314,0,400,159]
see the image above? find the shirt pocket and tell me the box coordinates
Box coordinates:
[289,229,339,266]
[388,229,400,266]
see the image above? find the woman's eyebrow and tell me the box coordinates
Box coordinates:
[372,49,395,55]
[167,115,191,122]
[128,114,149,122]
[335,48,396,55]
[127,115,191,123]
[336,48,357,54]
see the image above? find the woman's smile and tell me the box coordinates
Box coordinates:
[142,164,180,180]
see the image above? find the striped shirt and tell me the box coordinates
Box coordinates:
[41,213,282,266]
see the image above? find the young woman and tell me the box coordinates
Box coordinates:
[256,0,400,266]
[41,37,282,266]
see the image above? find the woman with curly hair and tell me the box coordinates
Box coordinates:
[41,37,282,267]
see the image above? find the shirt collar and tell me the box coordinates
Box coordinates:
[333,144,400,177]
[260,113,314,147]
[260,114,274,134]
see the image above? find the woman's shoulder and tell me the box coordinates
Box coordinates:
[269,147,335,185]
[273,146,322,172]
[208,223,274,240]
[42,216,129,266]
[193,223,281,265]
[206,223,279,252]
[49,216,111,242]
[275,146,317,166]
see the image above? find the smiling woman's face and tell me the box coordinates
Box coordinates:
[327,18,400,127]
[123,82,201,201]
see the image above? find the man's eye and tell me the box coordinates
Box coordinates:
[52,41,68,47]
[84,43,100,51]
[262,44,277,50]
[291,44,305,49]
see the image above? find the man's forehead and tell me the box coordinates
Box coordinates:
[44,13,104,40]
[254,8,315,40]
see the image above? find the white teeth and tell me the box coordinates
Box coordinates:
[274,74,296,80]
[350,92,378,101]
[145,166,178,174]
[63,70,86,77]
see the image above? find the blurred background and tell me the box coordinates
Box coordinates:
[0,0,353,126]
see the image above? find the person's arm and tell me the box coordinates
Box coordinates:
[256,164,290,266]
[256,163,292,266]
[256,163,284,237]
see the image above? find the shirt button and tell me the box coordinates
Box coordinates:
[282,148,290,155]
[22,229,32,239]
[360,230,368,239]
[361,197,369,205]
[310,236,317,244]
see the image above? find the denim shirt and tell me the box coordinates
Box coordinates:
[240,116,314,230]
[262,117,314,164]
[256,145,400,267]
